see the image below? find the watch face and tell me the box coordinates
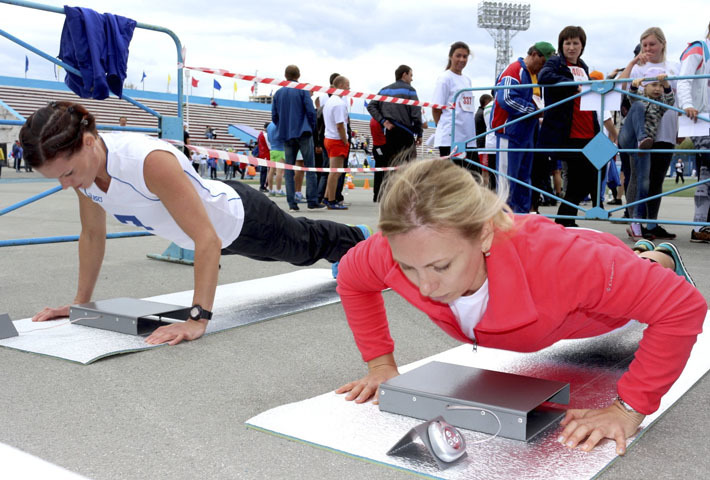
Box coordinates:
[190,306,201,318]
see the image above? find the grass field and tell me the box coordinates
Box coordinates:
[662,177,696,197]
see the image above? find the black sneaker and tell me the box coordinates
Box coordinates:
[288,205,300,212]
[307,203,326,210]
[646,225,676,240]
[641,226,656,240]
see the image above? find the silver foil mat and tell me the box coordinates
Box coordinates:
[247,314,710,480]
[0,269,337,364]
[1,442,90,479]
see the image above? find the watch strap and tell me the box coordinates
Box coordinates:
[189,305,213,321]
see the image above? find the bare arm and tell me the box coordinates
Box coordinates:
[143,150,222,345]
[604,118,618,144]
[32,190,106,321]
[432,108,442,125]
[337,122,348,145]
[75,190,107,303]
[617,53,648,87]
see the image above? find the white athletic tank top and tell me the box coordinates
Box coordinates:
[79,133,244,249]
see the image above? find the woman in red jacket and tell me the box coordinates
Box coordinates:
[335,159,705,455]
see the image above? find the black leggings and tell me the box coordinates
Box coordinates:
[221,181,365,265]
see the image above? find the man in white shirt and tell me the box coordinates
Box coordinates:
[190,150,201,174]
[322,76,351,210]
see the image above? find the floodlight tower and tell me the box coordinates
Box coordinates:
[477,2,531,79]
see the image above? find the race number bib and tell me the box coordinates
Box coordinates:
[459,92,476,113]
[569,66,588,83]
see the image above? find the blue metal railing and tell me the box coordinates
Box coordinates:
[450,72,710,228]
[0,0,185,247]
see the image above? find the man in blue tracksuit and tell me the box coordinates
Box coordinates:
[12,140,24,172]
[491,42,554,213]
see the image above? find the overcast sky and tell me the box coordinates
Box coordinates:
[1,0,708,116]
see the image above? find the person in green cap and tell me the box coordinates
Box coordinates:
[490,41,555,213]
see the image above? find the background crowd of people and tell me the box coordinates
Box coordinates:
[476,22,710,244]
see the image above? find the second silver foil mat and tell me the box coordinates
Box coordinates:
[0,269,338,364]
[247,314,710,480]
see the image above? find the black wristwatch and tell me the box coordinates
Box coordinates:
[189,305,213,321]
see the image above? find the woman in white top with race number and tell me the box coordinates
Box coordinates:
[432,41,478,172]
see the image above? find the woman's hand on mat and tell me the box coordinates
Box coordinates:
[32,305,71,322]
[335,363,399,404]
[145,319,207,345]
[557,402,645,455]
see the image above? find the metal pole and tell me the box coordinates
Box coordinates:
[0,185,62,216]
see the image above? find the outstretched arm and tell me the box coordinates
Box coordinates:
[142,150,222,345]
[544,231,705,452]
[32,190,106,322]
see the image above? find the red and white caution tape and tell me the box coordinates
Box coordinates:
[165,140,399,173]
[185,66,454,110]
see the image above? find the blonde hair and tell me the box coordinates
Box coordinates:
[640,27,667,62]
[379,159,513,240]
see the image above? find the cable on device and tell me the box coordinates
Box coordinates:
[445,404,503,444]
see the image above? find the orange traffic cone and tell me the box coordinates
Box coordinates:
[363,178,370,190]
[347,175,355,189]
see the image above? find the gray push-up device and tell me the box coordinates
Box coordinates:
[379,361,570,441]
[0,313,19,339]
[69,298,190,335]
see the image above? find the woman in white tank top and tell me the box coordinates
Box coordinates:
[19,101,370,345]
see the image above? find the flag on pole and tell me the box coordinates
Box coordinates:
[191,77,199,88]
[213,79,221,90]
[53,63,58,80]
[167,74,172,92]
[250,84,255,94]
[141,71,147,82]
[233,81,238,93]
[24,55,29,73]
